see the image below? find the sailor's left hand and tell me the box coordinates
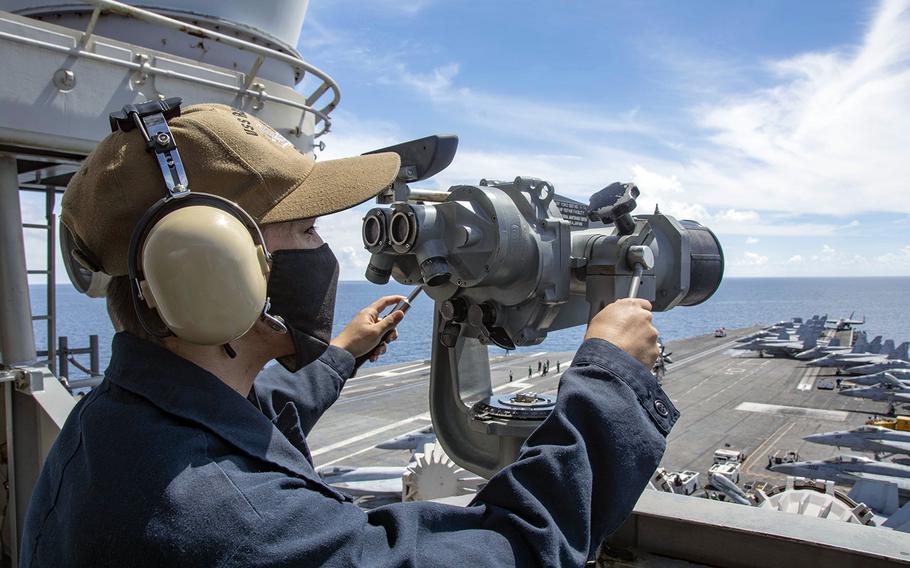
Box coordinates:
[331,295,406,361]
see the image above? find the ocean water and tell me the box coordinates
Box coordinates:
[28,277,909,378]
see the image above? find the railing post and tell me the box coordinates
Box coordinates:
[46,189,57,375]
[90,335,99,376]
[58,336,68,380]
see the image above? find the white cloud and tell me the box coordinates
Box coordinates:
[738,251,769,266]
[318,208,375,281]
[373,0,435,16]
[874,244,910,264]
[297,0,910,278]
[397,63,460,99]
[680,0,910,215]
[382,63,656,148]
[308,0,910,219]
[315,110,406,160]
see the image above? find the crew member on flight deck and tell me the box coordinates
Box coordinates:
[21,101,678,567]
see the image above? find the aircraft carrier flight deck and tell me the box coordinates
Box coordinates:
[308,326,887,497]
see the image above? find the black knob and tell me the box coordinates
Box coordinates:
[587,182,639,235]
[440,297,468,322]
[467,303,497,328]
[439,322,461,348]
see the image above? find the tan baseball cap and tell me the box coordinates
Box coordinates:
[61,103,400,276]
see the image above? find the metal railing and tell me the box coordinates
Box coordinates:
[0,0,341,137]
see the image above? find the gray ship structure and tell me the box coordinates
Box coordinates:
[0,1,908,566]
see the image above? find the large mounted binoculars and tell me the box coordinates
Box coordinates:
[362,135,724,478]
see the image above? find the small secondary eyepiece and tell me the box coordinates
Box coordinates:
[365,254,394,285]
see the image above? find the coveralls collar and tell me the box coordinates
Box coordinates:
[106,332,345,499]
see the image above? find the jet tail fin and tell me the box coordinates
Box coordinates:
[802,336,818,350]
[891,342,909,361]
[853,331,868,353]
[882,339,896,358]
[868,336,883,354]
[849,479,899,515]
[883,498,910,532]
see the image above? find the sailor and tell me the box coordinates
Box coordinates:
[21,103,678,567]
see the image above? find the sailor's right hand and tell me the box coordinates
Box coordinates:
[585,298,659,369]
[331,295,406,359]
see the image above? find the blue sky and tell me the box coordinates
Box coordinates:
[19,0,909,282]
[298,0,910,280]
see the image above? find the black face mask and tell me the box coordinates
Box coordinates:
[266,244,339,372]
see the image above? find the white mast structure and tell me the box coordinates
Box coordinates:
[0,1,339,561]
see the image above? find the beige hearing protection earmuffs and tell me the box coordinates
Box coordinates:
[115,98,287,347]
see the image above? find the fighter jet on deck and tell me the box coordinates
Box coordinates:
[315,427,438,497]
[839,379,910,413]
[827,312,865,331]
[374,426,436,451]
[737,318,825,358]
[317,465,407,496]
[846,370,910,387]
[794,331,867,361]
[735,316,816,343]
[804,426,910,458]
[809,339,907,370]
[770,455,910,492]
[846,355,910,376]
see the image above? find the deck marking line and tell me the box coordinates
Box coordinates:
[797,368,819,391]
[318,423,437,468]
[311,412,431,457]
[350,362,427,381]
[319,444,383,468]
[741,422,796,475]
[489,352,549,371]
[342,385,378,395]
[735,402,848,422]
[668,336,748,370]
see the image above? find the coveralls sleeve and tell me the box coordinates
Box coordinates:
[231,338,679,567]
[251,345,354,436]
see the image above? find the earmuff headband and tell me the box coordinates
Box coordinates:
[113,99,286,342]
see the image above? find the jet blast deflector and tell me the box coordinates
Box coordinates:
[362,135,724,478]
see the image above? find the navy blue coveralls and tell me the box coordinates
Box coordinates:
[21,332,678,567]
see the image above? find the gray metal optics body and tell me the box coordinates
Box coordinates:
[362,144,723,478]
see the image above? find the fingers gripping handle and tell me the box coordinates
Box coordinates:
[585,245,655,323]
[354,286,422,367]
